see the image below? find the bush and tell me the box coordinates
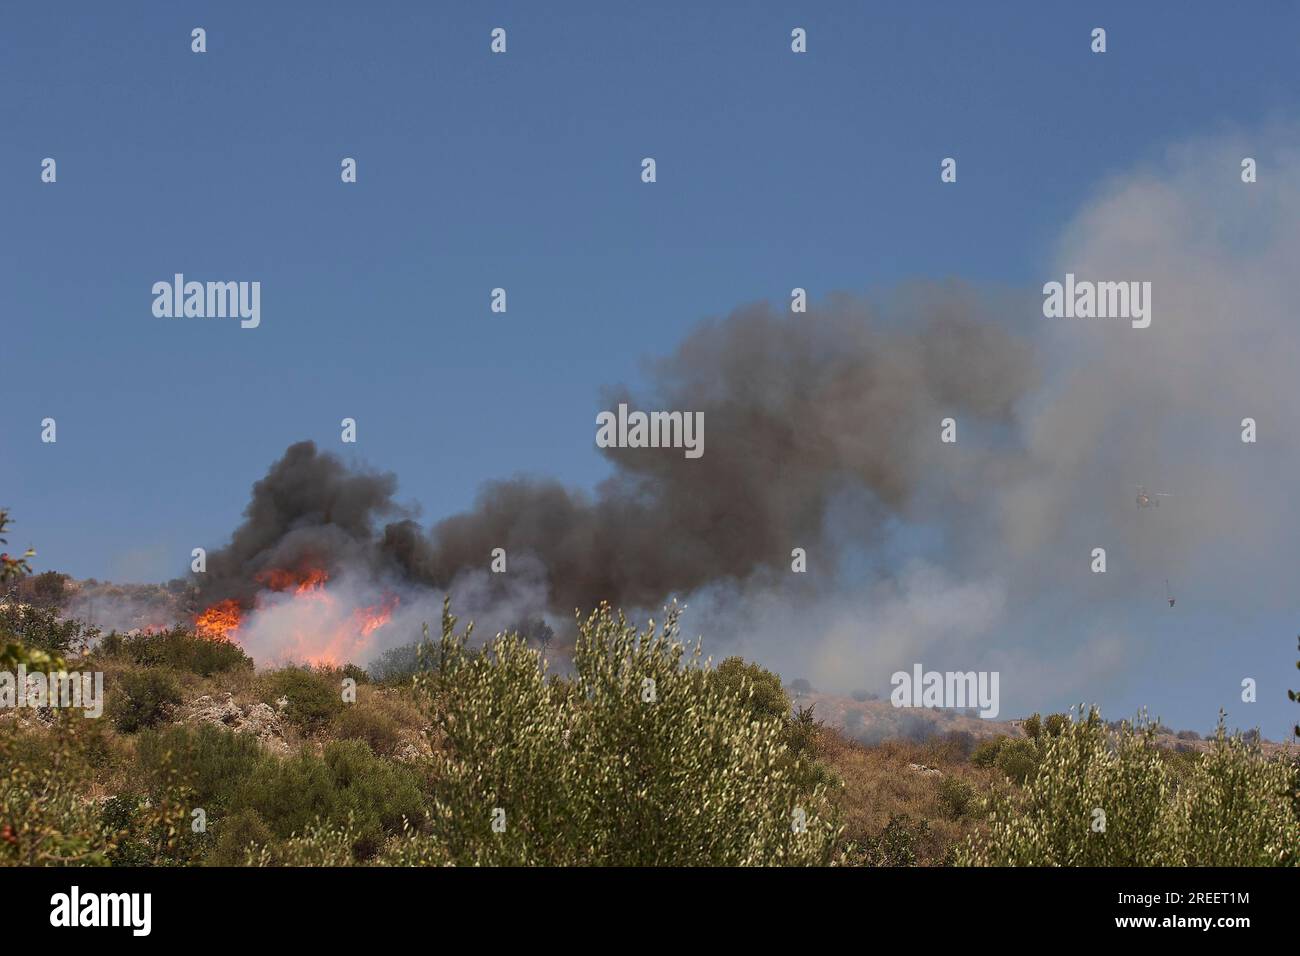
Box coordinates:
[841,814,930,866]
[31,571,69,608]
[1173,725,1297,865]
[1022,714,1042,741]
[341,663,369,685]
[785,703,822,760]
[207,808,274,866]
[937,776,976,820]
[99,627,252,676]
[231,740,425,860]
[956,709,1299,866]
[0,601,97,658]
[332,704,403,757]
[367,641,430,685]
[229,754,334,844]
[321,740,426,854]
[933,730,977,762]
[971,735,1008,768]
[994,739,1040,785]
[0,718,113,865]
[710,657,790,724]
[259,667,344,733]
[108,670,183,733]
[97,786,198,867]
[136,724,264,814]
[100,795,152,866]
[417,600,839,865]
[1043,713,1069,738]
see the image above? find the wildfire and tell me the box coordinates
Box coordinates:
[193,565,399,666]
[255,566,329,594]
[354,593,399,637]
[195,599,242,642]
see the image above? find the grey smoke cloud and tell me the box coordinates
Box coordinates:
[194,127,1299,739]
[198,283,1035,636]
[195,441,407,608]
[705,128,1300,729]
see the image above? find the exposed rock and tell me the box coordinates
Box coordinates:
[182,692,289,754]
[392,735,434,763]
[907,762,942,777]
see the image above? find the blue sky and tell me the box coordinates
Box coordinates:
[3,2,1298,734]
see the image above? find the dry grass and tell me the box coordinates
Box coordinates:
[819,728,1010,864]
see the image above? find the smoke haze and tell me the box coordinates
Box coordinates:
[186,127,1299,736]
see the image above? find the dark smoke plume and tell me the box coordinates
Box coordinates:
[196,442,406,607]
[199,285,1036,618]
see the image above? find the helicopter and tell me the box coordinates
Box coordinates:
[1136,485,1172,509]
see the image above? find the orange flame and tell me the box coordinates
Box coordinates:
[195,599,242,641]
[194,567,398,667]
[255,566,329,594]
[354,593,399,637]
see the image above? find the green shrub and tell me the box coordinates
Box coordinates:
[1172,724,1298,865]
[937,776,975,820]
[956,709,1300,866]
[207,808,274,866]
[1043,713,1069,738]
[241,817,359,866]
[841,814,930,866]
[229,752,335,843]
[1022,714,1042,741]
[0,601,97,658]
[230,740,424,860]
[341,663,369,685]
[416,600,839,865]
[258,667,344,733]
[99,627,252,676]
[321,740,425,856]
[710,657,790,724]
[785,704,822,759]
[0,719,113,866]
[100,795,152,866]
[367,641,432,685]
[994,739,1040,785]
[108,670,183,733]
[31,571,69,608]
[971,735,1007,767]
[137,724,264,814]
[332,703,403,757]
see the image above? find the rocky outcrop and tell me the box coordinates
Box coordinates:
[181,692,289,754]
